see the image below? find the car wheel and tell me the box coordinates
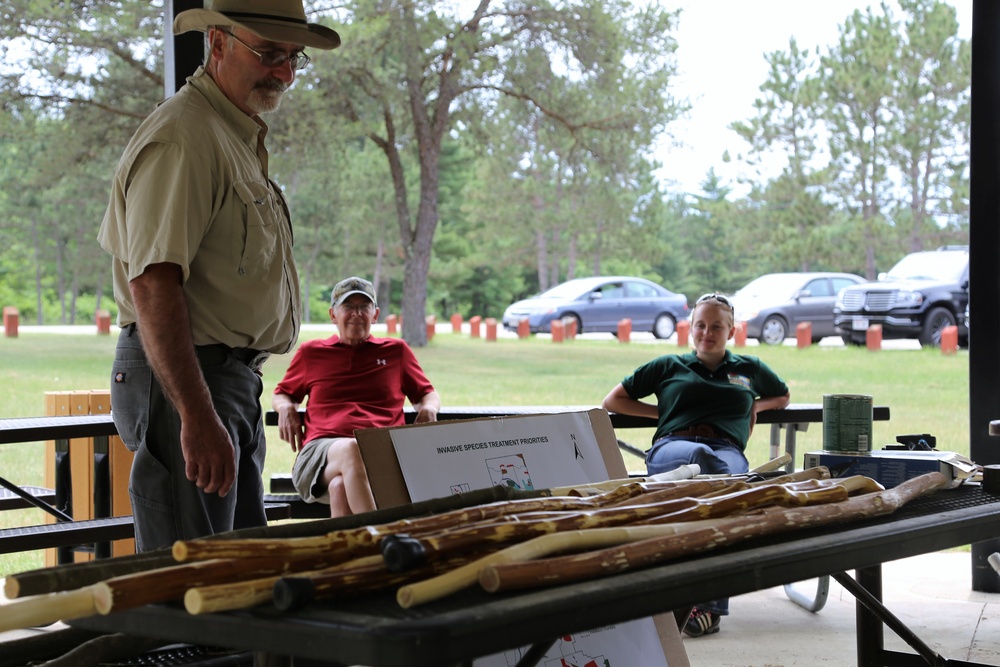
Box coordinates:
[565,313,583,335]
[760,315,788,345]
[652,313,676,339]
[919,307,956,347]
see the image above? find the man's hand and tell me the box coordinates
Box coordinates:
[413,390,441,424]
[180,412,236,496]
[273,394,305,451]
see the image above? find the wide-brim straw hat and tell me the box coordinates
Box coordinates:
[174,0,341,50]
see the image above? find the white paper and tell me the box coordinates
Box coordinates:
[389,411,610,502]
[478,618,669,667]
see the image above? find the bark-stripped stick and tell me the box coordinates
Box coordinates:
[397,522,719,608]
[479,472,949,593]
[0,553,346,632]
[270,551,484,613]
[750,452,793,473]
[183,478,815,614]
[394,476,881,607]
[171,478,739,563]
[380,478,864,572]
[0,586,99,633]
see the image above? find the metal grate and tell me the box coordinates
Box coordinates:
[100,644,253,666]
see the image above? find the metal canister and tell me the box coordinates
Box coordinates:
[822,394,873,453]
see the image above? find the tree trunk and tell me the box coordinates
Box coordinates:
[31,215,43,325]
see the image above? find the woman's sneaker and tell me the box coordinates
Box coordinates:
[683,608,721,637]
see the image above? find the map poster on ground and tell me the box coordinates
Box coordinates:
[481,621,669,667]
[388,411,610,501]
[382,410,672,667]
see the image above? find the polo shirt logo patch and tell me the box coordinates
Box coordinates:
[376,358,387,366]
[727,373,751,389]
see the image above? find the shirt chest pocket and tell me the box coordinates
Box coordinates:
[233,180,279,276]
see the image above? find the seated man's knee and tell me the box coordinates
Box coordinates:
[325,437,361,469]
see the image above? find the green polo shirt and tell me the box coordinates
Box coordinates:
[621,350,788,449]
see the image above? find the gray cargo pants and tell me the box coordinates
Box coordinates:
[110,324,268,552]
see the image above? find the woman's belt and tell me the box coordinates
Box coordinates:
[667,424,733,442]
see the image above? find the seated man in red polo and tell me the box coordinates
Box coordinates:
[272,276,440,516]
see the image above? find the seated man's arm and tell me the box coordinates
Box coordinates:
[272,392,305,452]
[412,390,441,423]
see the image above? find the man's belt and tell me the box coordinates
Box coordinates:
[198,344,270,374]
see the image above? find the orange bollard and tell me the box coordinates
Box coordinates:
[3,306,19,338]
[551,318,564,343]
[940,325,958,354]
[485,317,498,342]
[617,318,631,343]
[386,313,398,335]
[450,313,463,334]
[517,318,531,339]
[796,322,811,349]
[866,324,882,351]
[469,315,482,338]
[425,315,436,341]
[676,320,690,347]
[96,309,111,335]
[734,321,748,347]
[563,317,578,340]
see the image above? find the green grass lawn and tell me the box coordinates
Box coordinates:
[0,330,971,575]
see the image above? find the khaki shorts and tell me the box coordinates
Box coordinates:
[291,437,348,504]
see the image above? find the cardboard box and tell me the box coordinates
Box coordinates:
[356,408,627,513]
[804,449,976,489]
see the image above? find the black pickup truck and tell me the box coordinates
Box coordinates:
[833,246,969,347]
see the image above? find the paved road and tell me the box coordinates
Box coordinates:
[16,323,927,349]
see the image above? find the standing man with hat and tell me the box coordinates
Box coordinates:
[98,1,341,551]
[273,277,441,517]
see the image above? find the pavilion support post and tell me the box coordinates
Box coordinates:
[164,0,204,97]
[969,0,1000,594]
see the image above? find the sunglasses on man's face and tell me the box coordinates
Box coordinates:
[696,293,734,313]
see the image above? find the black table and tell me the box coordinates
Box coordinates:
[70,484,999,667]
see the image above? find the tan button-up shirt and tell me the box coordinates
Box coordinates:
[98,67,300,354]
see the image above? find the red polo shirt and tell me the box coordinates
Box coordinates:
[274,335,435,444]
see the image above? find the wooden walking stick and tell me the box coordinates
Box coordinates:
[5,485,548,600]
[479,472,949,593]
[171,479,732,564]
[0,553,348,633]
[381,478,858,572]
[397,522,717,608]
[394,476,881,608]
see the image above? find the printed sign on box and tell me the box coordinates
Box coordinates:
[389,410,611,502]
[355,409,676,667]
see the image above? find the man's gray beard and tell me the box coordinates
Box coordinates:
[248,88,284,114]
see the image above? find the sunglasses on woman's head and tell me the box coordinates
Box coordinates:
[696,293,734,313]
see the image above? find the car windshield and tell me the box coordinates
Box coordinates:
[885,252,967,282]
[734,275,798,301]
[534,280,602,300]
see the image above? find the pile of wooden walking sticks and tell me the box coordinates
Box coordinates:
[0,467,949,634]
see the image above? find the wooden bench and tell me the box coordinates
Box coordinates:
[265,403,891,473]
[0,503,292,556]
[0,414,294,559]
